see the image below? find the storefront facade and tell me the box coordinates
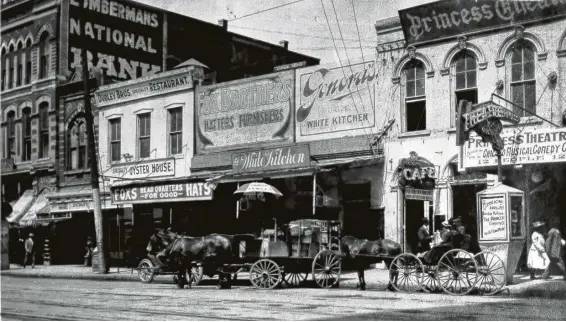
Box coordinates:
[375,0,566,254]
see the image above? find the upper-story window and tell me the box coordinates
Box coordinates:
[1,47,6,91]
[403,60,426,132]
[39,33,49,79]
[509,40,536,117]
[25,38,32,85]
[38,102,49,158]
[137,113,151,158]
[5,111,16,158]
[452,51,478,127]
[7,44,14,90]
[22,107,31,161]
[16,42,23,87]
[168,107,183,155]
[67,121,88,170]
[109,118,121,162]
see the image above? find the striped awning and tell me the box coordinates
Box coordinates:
[19,190,50,227]
[5,190,35,224]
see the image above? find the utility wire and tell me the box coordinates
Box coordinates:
[229,25,374,43]
[228,0,307,21]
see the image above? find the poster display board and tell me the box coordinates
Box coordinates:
[478,195,507,241]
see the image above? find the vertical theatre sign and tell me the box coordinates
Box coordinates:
[62,0,164,80]
[399,0,566,45]
[296,61,376,137]
[195,70,294,153]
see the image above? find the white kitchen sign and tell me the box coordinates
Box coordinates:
[479,195,507,241]
[462,127,566,169]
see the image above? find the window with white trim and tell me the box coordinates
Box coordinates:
[67,121,88,170]
[109,118,121,162]
[509,40,536,117]
[168,107,183,155]
[39,102,49,158]
[5,111,16,158]
[403,60,426,132]
[22,107,31,161]
[39,33,49,79]
[137,113,151,158]
[452,51,478,127]
[25,38,32,85]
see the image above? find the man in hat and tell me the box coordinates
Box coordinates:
[417,217,433,254]
[440,220,453,244]
[23,233,35,268]
[542,217,565,280]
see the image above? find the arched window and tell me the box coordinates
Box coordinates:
[67,121,88,170]
[25,38,32,84]
[39,102,49,158]
[39,33,49,79]
[5,111,16,158]
[16,42,23,87]
[403,60,426,132]
[22,107,32,161]
[1,47,6,91]
[509,40,536,117]
[8,44,14,89]
[451,51,478,127]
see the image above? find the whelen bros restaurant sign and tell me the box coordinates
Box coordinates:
[195,70,294,153]
[462,127,566,169]
[232,144,311,174]
[399,0,566,45]
[112,181,214,204]
[109,158,175,179]
[296,61,376,139]
[61,0,164,80]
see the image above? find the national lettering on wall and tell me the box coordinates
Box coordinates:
[399,0,566,45]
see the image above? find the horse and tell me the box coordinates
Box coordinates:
[340,236,402,290]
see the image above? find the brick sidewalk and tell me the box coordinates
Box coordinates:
[2,264,565,298]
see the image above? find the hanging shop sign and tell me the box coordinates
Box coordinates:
[399,0,566,45]
[195,70,294,153]
[110,158,175,179]
[405,188,434,201]
[462,127,566,169]
[232,144,311,174]
[296,61,376,137]
[112,181,213,204]
[50,199,118,213]
[62,0,164,80]
[478,195,507,241]
[464,101,520,131]
[95,68,193,107]
[396,151,437,189]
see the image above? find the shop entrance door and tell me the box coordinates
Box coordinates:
[405,199,426,254]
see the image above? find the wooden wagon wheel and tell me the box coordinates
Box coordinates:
[175,265,205,285]
[388,253,423,293]
[473,251,506,295]
[421,265,441,293]
[436,249,478,296]
[283,272,308,287]
[312,250,341,288]
[249,259,282,289]
[138,258,155,284]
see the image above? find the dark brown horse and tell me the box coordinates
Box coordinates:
[341,236,402,290]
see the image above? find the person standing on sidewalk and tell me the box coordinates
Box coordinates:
[527,221,549,279]
[542,218,565,280]
[23,233,35,268]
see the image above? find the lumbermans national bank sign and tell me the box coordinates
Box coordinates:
[195,70,294,153]
[399,0,566,45]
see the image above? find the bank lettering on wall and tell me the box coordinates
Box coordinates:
[195,70,294,153]
[297,62,376,136]
[462,127,566,169]
[399,0,566,45]
[112,181,213,204]
[66,0,164,80]
[479,195,507,241]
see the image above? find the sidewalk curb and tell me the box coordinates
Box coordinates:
[1,271,139,282]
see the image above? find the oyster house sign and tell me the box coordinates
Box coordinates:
[399,0,566,45]
[232,145,311,173]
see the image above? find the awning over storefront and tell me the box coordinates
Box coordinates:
[5,190,34,224]
[19,190,50,227]
[48,184,118,213]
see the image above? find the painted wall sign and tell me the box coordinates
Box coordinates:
[464,101,520,131]
[112,181,213,204]
[232,145,311,173]
[405,188,433,201]
[479,195,507,241]
[462,127,566,168]
[399,0,566,45]
[110,158,175,179]
[64,0,164,80]
[195,70,294,153]
[95,68,193,107]
[296,61,376,136]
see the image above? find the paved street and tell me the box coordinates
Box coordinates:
[2,276,565,321]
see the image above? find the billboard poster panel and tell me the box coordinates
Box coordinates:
[195,70,294,153]
[295,61,376,140]
[62,0,164,80]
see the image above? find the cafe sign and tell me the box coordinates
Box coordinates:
[399,0,566,45]
[232,145,311,174]
[462,127,566,169]
[296,61,376,137]
[112,181,213,204]
[396,152,437,189]
[195,70,294,153]
[110,158,175,179]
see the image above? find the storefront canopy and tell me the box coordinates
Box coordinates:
[19,190,50,227]
[5,190,34,224]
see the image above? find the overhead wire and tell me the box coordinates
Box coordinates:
[228,0,307,21]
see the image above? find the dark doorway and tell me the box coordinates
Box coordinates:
[405,199,425,254]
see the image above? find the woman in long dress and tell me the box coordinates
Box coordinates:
[527,221,549,279]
